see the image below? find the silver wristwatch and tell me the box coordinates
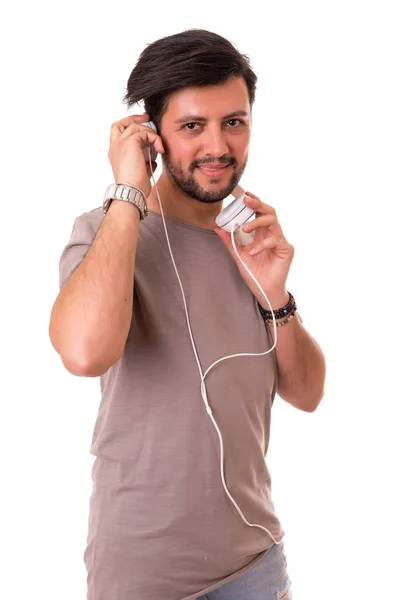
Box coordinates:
[103,183,148,220]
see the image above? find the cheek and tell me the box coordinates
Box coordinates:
[235,136,250,156]
[168,140,198,168]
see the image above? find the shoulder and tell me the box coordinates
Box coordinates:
[69,206,104,239]
[74,205,103,228]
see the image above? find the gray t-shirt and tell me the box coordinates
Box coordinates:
[59,207,285,600]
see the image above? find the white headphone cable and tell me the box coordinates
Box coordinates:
[148,155,282,545]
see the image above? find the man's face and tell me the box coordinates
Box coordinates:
[159,76,251,204]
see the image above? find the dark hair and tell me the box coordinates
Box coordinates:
[122,29,257,132]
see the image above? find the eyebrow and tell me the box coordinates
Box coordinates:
[174,110,249,124]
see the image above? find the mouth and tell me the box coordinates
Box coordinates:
[196,164,230,177]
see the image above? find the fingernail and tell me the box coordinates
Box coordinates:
[248,248,256,255]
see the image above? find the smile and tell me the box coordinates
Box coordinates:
[197,165,230,177]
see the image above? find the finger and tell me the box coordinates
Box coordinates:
[248,236,287,256]
[244,192,277,217]
[119,122,151,139]
[242,214,282,235]
[214,226,247,259]
[110,113,150,140]
[120,122,165,154]
[119,126,165,155]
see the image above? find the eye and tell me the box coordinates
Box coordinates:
[181,119,246,131]
[183,122,200,131]
[226,119,244,127]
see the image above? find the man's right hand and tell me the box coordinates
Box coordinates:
[108,113,165,197]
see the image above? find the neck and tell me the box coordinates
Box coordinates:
[146,171,225,231]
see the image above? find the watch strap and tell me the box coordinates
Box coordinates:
[103,183,148,220]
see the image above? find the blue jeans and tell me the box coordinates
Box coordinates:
[196,542,292,600]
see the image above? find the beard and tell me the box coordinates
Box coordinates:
[161,152,248,204]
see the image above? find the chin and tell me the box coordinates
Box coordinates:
[199,180,240,200]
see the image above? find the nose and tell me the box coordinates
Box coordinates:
[202,125,229,158]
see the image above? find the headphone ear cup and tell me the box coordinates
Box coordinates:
[144,121,158,133]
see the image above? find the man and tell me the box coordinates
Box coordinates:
[49,29,326,600]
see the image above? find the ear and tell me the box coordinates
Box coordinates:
[146,160,158,179]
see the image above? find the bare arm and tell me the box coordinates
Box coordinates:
[265,291,326,411]
[49,113,165,377]
[49,201,140,377]
[270,312,326,412]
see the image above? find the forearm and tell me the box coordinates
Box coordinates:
[262,292,326,412]
[50,201,140,376]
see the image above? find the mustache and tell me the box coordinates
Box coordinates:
[190,157,237,171]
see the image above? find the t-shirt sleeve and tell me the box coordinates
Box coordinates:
[59,212,102,290]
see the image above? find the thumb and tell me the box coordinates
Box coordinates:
[214,225,231,246]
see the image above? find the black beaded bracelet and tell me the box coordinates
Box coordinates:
[258,292,297,321]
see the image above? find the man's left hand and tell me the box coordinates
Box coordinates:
[213,191,295,308]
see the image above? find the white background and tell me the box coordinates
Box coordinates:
[1,1,399,599]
